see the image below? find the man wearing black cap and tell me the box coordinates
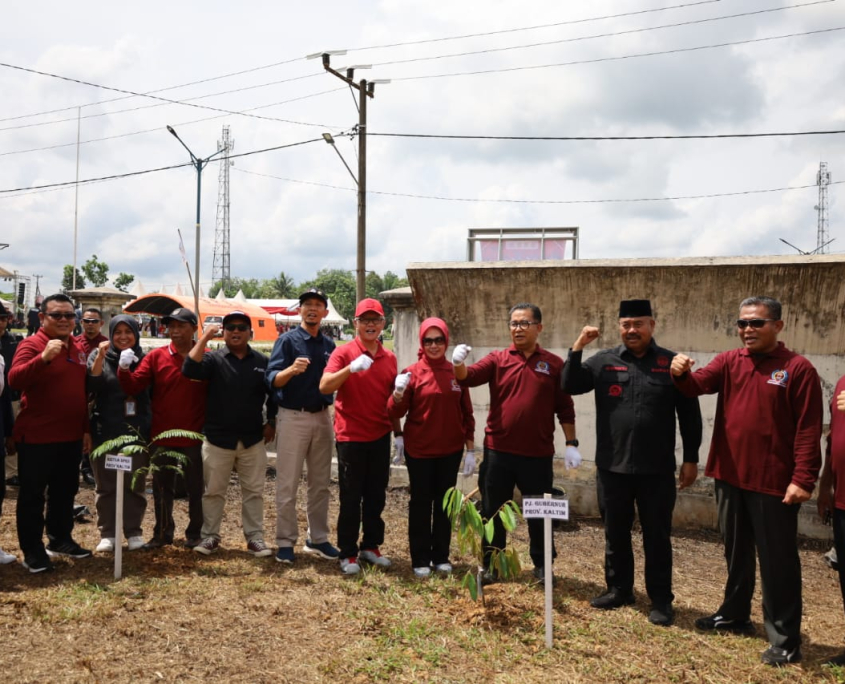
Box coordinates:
[118,307,207,549]
[563,299,702,626]
[183,311,276,557]
[266,289,338,564]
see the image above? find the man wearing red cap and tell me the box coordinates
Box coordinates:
[320,298,397,575]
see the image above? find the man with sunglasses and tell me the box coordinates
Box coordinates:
[320,298,397,575]
[671,296,822,666]
[453,303,577,585]
[183,311,276,557]
[563,299,702,626]
[9,293,93,572]
[74,307,107,485]
[266,288,338,565]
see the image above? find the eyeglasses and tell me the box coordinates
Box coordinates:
[82,318,101,324]
[422,336,446,346]
[509,321,538,330]
[45,312,76,320]
[357,317,384,325]
[225,323,249,332]
[736,318,776,329]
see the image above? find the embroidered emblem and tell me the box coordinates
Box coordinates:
[450,379,462,392]
[657,356,670,367]
[767,369,789,387]
[78,352,87,364]
[608,384,623,397]
[535,360,550,375]
[604,365,628,372]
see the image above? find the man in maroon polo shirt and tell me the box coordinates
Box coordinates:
[671,295,822,667]
[74,306,108,485]
[9,293,92,573]
[454,302,577,584]
[320,298,397,575]
[119,307,207,549]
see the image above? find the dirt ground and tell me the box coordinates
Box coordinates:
[0,467,844,683]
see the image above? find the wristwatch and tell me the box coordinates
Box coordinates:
[565,439,579,447]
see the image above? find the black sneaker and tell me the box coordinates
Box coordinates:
[648,603,674,626]
[761,645,802,666]
[590,589,635,610]
[533,566,552,585]
[45,539,92,559]
[22,552,54,574]
[694,613,754,634]
[81,470,96,486]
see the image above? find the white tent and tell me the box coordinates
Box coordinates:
[129,280,146,297]
[173,283,184,296]
[215,288,227,301]
[247,298,348,326]
[233,289,247,303]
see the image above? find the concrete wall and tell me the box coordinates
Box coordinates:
[396,255,845,538]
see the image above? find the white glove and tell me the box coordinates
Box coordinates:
[118,348,139,370]
[394,372,411,396]
[452,344,472,366]
[564,446,582,470]
[349,354,374,373]
[462,449,476,476]
[392,436,405,465]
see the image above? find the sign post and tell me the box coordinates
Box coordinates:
[522,492,569,648]
[104,454,133,580]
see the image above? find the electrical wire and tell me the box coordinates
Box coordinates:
[388,26,845,81]
[370,129,845,141]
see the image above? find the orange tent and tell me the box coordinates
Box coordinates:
[124,294,278,342]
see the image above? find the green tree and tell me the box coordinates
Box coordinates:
[61,265,86,292]
[266,271,297,298]
[299,268,356,321]
[82,254,109,287]
[113,272,135,293]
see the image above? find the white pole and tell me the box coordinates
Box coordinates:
[114,468,124,580]
[544,491,553,649]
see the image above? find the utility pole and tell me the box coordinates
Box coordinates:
[315,52,390,302]
[816,162,831,254]
[212,126,234,292]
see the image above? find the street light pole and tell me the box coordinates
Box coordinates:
[166,125,226,318]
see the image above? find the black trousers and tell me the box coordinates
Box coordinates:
[15,440,81,555]
[596,468,676,604]
[715,479,802,649]
[405,449,462,568]
[151,444,203,542]
[481,447,555,569]
[833,508,845,622]
[336,434,391,558]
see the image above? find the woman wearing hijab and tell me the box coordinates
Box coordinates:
[388,317,475,578]
[87,315,152,553]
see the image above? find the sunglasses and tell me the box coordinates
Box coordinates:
[45,312,76,320]
[82,318,102,324]
[422,336,446,346]
[225,323,249,332]
[736,318,776,329]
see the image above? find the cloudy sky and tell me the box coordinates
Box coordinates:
[1,0,843,296]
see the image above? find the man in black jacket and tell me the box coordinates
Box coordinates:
[562,299,702,626]
[0,308,21,488]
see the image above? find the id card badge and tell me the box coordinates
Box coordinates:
[124,398,137,417]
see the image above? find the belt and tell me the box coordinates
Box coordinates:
[284,405,328,414]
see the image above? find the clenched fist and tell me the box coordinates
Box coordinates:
[670,354,695,377]
[573,326,600,352]
[41,339,66,363]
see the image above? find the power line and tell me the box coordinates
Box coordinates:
[0,137,323,195]
[0,0,722,124]
[389,26,845,81]
[370,129,845,141]
[0,61,333,128]
[233,166,845,204]
[367,1,832,69]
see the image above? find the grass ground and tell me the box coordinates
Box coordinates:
[0,471,843,683]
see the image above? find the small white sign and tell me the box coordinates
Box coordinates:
[104,455,132,472]
[522,497,569,520]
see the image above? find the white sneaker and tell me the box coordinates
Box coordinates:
[96,538,116,553]
[0,547,16,564]
[359,548,391,568]
[413,566,431,578]
[127,536,145,551]
[434,562,453,574]
[340,557,360,575]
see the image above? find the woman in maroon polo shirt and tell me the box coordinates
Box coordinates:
[388,317,475,578]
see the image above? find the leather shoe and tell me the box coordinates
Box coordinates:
[590,589,635,610]
[648,603,674,626]
[142,537,173,550]
[81,470,96,485]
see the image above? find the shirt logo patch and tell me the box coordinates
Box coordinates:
[657,356,670,367]
[534,360,550,375]
[767,369,789,387]
[604,365,628,372]
[78,352,87,364]
[450,379,462,392]
[608,384,623,397]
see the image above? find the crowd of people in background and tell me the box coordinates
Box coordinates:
[4,291,845,667]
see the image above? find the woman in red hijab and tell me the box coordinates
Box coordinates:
[388,317,475,578]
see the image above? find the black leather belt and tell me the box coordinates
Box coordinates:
[285,405,328,413]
